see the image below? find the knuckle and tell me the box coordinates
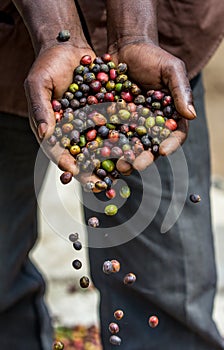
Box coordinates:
[24,75,36,92]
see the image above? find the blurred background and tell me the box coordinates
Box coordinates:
[31,42,224,343]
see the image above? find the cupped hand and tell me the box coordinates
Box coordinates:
[112,42,194,173]
[24,44,101,185]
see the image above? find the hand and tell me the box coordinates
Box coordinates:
[25,44,102,186]
[111,42,194,173]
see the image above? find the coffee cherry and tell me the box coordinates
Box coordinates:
[73,241,82,250]
[53,341,64,349]
[96,125,108,138]
[189,194,201,203]
[86,129,97,141]
[106,188,116,199]
[101,53,112,63]
[72,259,82,270]
[111,259,120,273]
[101,146,111,158]
[117,62,127,74]
[114,310,124,320]
[96,72,109,84]
[80,55,92,65]
[79,83,90,94]
[160,128,171,139]
[83,72,95,83]
[104,92,115,102]
[89,80,102,93]
[88,216,100,228]
[96,168,107,179]
[103,260,113,274]
[84,181,95,192]
[87,95,98,105]
[80,276,90,288]
[121,91,133,102]
[109,323,120,334]
[155,116,165,127]
[95,181,108,191]
[69,232,79,242]
[109,335,122,346]
[104,176,113,189]
[107,130,119,143]
[141,135,152,150]
[123,272,136,285]
[52,99,62,112]
[57,30,70,42]
[60,172,73,184]
[165,118,177,131]
[94,57,104,65]
[109,69,117,80]
[152,90,165,101]
[148,315,159,328]
[110,146,123,159]
[104,204,118,216]
[119,185,131,199]
[102,160,115,172]
[70,145,81,156]
[118,109,131,121]
[134,95,146,105]
[162,95,172,106]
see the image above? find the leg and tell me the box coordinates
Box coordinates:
[83,75,224,349]
[0,114,52,350]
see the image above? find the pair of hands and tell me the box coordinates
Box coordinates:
[25,42,196,186]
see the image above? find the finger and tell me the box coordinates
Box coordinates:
[116,157,133,175]
[132,150,154,171]
[25,75,56,140]
[40,138,80,176]
[159,119,189,156]
[162,59,196,120]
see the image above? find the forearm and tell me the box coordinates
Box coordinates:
[106,0,158,52]
[12,0,88,54]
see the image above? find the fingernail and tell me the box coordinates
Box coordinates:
[187,104,197,118]
[37,123,48,139]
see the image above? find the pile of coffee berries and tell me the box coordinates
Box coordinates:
[50,54,180,190]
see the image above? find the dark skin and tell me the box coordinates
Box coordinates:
[12,0,196,184]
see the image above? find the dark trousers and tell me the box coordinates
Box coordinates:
[0,115,52,349]
[83,75,224,349]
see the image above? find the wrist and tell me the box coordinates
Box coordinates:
[12,0,89,55]
[108,37,155,55]
[106,0,158,53]
[33,23,89,55]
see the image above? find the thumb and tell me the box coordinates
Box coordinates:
[24,76,56,140]
[163,59,197,120]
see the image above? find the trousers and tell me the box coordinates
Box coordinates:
[0,115,52,349]
[83,74,224,349]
